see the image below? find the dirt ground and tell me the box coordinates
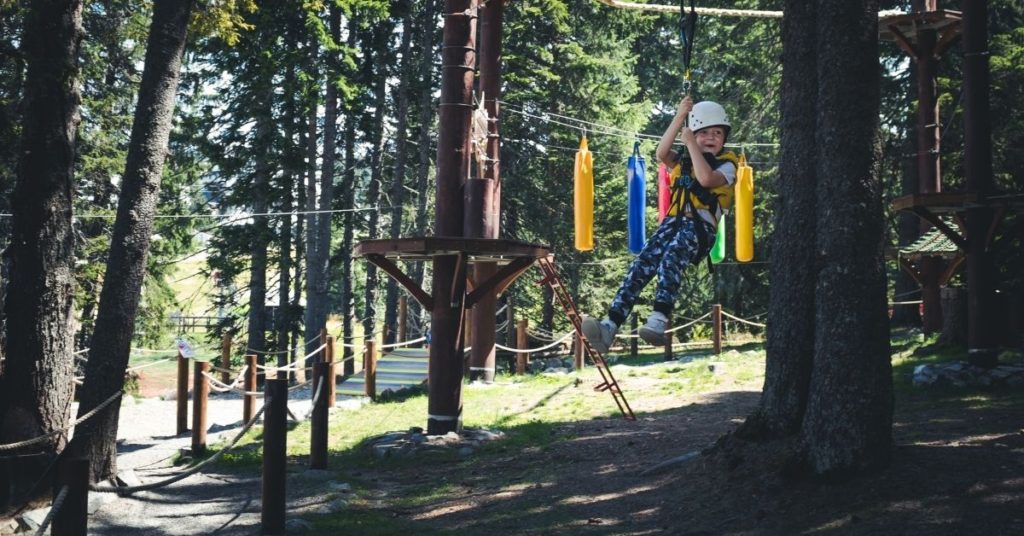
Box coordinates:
[346,384,1024,535]
[55,356,1023,535]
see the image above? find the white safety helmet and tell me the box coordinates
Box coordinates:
[688,101,731,138]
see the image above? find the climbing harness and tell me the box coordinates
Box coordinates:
[667,151,740,272]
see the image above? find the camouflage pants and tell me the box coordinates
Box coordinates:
[607,216,711,325]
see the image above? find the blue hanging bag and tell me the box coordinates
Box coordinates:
[627,142,647,254]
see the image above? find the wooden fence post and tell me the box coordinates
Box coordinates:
[364,340,377,399]
[192,361,209,455]
[244,354,257,423]
[663,313,674,362]
[52,457,89,536]
[516,319,528,375]
[326,335,336,407]
[220,333,232,384]
[630,313,639,359]
[310,362,329,470]
[712,304,722,355]
[176,349,189,435]
[261,378,288,534]
[398,295,408,342]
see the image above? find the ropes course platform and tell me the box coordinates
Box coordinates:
[891,192,1024,251]
[879,9,961,55]
[354,237,551,309]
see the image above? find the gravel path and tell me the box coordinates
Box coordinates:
[75,385,363,535]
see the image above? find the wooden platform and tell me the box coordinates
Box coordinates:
[354,236,550,263]
[890,192,1024,251]
[879,9,961,57]
[354,236,552,309]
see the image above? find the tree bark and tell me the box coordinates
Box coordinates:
[384,2,415,345]
[799,0,892,478]
[315,7,339,340]
[68,0,193,481]
[409,0,440,338]
[303,32,321,353]
[246,88,274,360]
[339,18,358,374]
[362,24,389,343]
[739,0,817,440]
[0,0,83,506]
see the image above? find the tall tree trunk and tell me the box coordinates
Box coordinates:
[68,0,193,481]
[738,0,818,440]
[384,2,415,344]
[247,88,274,360]
[409,0,439,338]
[800,0,892,478]
[0,0,83,506]
[339,19,358,375]
[277,180,293,367]
[303,34,321,352]
[362,25,389,343]
[315,6,339,339]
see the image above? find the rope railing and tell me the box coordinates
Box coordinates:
[33,485,69,536]
[378,336,427,349]
[201,366,249,394]
[92,401,269,495]
[125,358,173,373]
[248,333,325,355]
[720,310,767,328]
[665,312,712,334]
[254,343,326,372]
[495,330,575,354]
[0,390,124,452]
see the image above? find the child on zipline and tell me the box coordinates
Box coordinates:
[582,95,739,352]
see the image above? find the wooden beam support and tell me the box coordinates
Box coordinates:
[465,256,536,307]
[888,24,919,59]
[911,206,968,249]
[365,254,433,309]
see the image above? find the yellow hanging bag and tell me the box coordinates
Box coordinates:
[574,136,594,251]
[734,153,754,262]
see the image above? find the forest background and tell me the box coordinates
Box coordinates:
[0,0,1021,369]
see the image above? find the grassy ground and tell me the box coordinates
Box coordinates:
[197,332,1024,534]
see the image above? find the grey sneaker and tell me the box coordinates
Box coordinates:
[638,311,669,346]
[581,317,616,354]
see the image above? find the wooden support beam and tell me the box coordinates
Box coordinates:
[465,256,535,307]
[911,206,968,249]
[365,254,433,309]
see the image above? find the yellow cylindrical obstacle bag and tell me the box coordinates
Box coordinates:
[574,136,594,251]
[734,153,754,262]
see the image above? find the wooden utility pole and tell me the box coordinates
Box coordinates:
[428,0,478,434]
[468,0,504,384]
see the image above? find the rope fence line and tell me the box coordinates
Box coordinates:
[720,311,767,328]
[125,358,173,373]
[495,330,575,354]
[666,312,712,334]
[0,390,124,452]
[201,367,249,394]
[378,336,427,350]
[254,344,326,373]
[33,485,69,536]
[92,401,269,495]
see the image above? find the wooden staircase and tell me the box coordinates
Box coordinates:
[337,347,429,397]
